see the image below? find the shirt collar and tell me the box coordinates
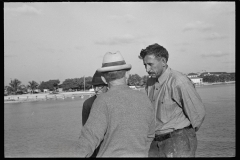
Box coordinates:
[157,66,171,85]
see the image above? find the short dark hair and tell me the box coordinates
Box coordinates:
[139,43,169,62]
[102,70,128,83]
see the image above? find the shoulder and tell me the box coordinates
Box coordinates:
[127,88,152,103]
[169,69,193,87]
[83,95,97,106]
[92,93,108,105]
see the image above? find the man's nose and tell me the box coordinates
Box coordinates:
[146,65,151,72]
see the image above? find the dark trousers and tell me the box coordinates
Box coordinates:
[148,127,197,157]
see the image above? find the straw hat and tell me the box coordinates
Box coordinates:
[91,71,107,86]
[97,52,132,72]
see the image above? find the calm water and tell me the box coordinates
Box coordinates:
[195,84,235,157]
[4,84,235,157]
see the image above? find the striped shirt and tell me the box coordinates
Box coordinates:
[146,67,206,135]
[77,84,155,157]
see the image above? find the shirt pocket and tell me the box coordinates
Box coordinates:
[158,98,177,123]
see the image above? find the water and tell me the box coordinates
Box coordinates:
[195,84,235,157]
[4,84,235,157]
[4,96,85,157]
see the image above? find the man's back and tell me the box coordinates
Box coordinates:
[98,85,155,157]
[78,84,155,157]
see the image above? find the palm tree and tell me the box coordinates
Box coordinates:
[27,80,39,94]
[7,79,22,95]
[53,83,59,93]
[19,84,28,93]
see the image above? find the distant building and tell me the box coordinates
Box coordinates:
[187,73,203,85]
[196,72,202,76]
[43,89,49,93]
[189,77,203,85]
[200,72,228,77]
[27,88,40,93]
[89,88,94,92]
[57,88,63,92]
[35,89,40,93]
[187,73,198,78]
[129,86,137,89]
[187,71,234,84]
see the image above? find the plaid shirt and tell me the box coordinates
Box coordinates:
[146,67,206,135]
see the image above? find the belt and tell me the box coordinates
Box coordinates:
[154,125,192,142]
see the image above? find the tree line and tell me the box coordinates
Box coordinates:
[200,73,235,83]
[4,74,149,95]
[4,73,235,95]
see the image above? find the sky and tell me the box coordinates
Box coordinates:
[4,2,235,86]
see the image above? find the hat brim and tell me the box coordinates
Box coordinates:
[97,64,132,73]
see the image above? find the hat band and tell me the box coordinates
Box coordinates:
[102,60,126,68]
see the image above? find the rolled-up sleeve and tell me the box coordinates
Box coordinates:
[76,97,108,157]
[173,82,206,131]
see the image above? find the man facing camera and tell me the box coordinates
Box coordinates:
[139,43,206,157]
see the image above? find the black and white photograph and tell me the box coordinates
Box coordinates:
[4,2,235,158]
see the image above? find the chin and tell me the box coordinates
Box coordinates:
[149,75,157,78]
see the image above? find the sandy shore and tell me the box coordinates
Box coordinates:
[4,91,95,103]
[4,82,234,103]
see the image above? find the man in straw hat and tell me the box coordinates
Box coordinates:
[76,51,155,157]
[81,70,108,157]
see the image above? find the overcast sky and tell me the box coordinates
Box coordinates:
[4,2,235,85]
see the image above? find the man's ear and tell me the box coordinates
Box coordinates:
[125,70,130,84]
[101,76,107,84]
[125,70,130,79]
[161,57,167,67]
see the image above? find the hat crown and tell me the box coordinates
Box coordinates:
[102,52,124,64]
[97,51,132,72]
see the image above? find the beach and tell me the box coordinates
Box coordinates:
[4,91,95,103]
[5,81,235,104]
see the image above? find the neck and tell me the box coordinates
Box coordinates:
[108,77,127,88]
[157,65,168,79]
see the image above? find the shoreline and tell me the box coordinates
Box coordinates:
[4,91,95,104]
[4,81,235,103]
[195,81,235,87]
